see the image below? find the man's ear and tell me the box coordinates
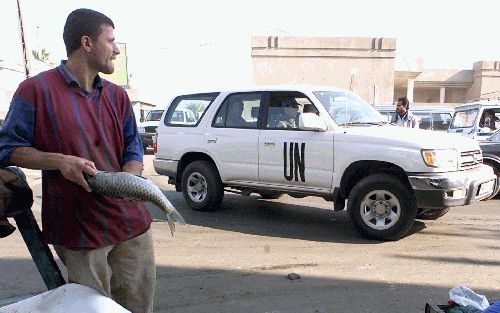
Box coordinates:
[81,36,93,52]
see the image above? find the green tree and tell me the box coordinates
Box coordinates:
[186,102,207,118]
[32,48,50,62]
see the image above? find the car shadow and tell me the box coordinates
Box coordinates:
[148,190,427,245]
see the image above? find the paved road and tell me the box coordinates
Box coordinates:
[1,154,499,312]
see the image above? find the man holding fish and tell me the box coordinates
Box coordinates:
[0,8,183,313]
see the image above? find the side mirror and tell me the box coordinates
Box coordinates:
[299,113,327,132]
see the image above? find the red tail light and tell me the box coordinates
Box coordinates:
[153,134,158,154]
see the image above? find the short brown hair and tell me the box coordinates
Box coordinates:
[63,8,114,56]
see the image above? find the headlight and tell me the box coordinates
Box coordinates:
[138,126,145,133]
[421,149,458,169]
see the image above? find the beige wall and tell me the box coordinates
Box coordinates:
[251,36,396,103]
[471,61,500,99]
[413,88,440,103]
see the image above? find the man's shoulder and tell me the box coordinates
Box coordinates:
[102,78,127,94]
[15,68,59,96]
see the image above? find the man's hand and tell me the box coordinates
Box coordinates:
[123,161,144,176]
[10,147,98,192]
[58,155,97,192]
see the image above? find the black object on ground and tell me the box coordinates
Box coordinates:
[1,166,65,290]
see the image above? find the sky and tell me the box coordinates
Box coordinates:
[2,0,500,105]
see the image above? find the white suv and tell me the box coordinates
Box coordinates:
[154,86,498,240]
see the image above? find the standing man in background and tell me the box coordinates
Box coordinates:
[392,96,419,128]
[0,8,155,313]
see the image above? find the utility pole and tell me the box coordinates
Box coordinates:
[16,0,31,78]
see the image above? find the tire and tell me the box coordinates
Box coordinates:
[258,191,284,199]
[347,174,417,241]
[416,207,450,220]
[181,160,223,211]
[484,162,500,200]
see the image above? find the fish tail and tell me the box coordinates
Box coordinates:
[166,216,176,236]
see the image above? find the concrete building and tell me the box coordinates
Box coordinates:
[251,36,500,106]
[251,36,396,104]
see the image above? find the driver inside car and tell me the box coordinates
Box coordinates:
[275,98,301,129]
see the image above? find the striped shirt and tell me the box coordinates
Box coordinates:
[0,61,152,250]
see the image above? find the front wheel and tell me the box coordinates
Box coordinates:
[347,174,417,241]
[484,162,500,199]
[181,160,224,211]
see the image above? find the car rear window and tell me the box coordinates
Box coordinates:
[164,92,220,127]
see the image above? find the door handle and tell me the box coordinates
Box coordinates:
[264,141,275,146]
[207,138,217,143]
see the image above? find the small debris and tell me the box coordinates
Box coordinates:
[287,273,301,280]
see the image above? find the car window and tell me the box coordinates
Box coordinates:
[315,91,383,125]
[164,92,219,127]
[265,91,315,130]
[413,112,431,130]
[212,92,262,129]
[145,110,164,122]
[451,109,479,129]
[431,112,452,131]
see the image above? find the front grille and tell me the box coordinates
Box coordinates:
[459,150,482,169]
[145,126,157,133]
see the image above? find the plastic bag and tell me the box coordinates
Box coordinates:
[449,286,490,311]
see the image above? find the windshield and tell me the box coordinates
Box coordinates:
[450,109,479,129]
[145,110,164,122]
[313,91,384,125]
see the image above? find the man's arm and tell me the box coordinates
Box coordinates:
[11,147,97,192]
[123,160,143,176]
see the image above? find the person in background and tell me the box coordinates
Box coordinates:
[0,8,155,313]
[391,96,419,128]
[479,109,499,130]
[226,97,247,127]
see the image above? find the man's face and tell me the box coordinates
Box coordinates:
[284,103,299,117]
[396,101,407,114]
[89,24,120,74]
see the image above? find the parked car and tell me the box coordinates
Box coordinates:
[480,129,500,198]
[138,109,164,151]
[153,86,497,241]
[374,105,454,131]
[448,100,500,140]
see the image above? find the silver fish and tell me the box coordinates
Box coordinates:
[84,171,185,235]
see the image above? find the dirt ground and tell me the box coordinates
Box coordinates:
[1,154,499,313]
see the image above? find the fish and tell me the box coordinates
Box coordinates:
[84,171,186,235]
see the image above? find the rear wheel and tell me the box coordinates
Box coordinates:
[181,161,223,211]
[347,174,417,241]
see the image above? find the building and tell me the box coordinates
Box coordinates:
[251,36,500,106]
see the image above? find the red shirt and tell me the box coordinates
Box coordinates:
[0,62,152,250]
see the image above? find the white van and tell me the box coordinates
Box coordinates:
[448,100,500,140]
[138,109,164,151]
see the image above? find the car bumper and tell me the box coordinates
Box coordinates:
[408,165,498,208]
[153,158,178,177]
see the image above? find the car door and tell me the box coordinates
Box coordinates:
[205,92,263,183]
[258,91,334,192]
